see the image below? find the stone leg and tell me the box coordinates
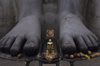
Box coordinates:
[57,0,99,54]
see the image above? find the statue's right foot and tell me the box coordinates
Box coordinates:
[0,0,42,56]
[0,15,41,56]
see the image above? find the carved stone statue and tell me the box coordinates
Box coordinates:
[0,0,99,56]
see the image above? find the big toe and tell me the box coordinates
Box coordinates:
[23,42,39,56]
[62,43,76,54]
[61,37,76,54]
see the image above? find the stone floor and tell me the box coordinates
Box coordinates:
[0,57,100,66]
[0,58,25,66]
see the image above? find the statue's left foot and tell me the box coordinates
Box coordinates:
[59,14,99,54]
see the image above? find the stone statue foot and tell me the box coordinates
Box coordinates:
[59,14,99,54]
[0,16,41,56]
